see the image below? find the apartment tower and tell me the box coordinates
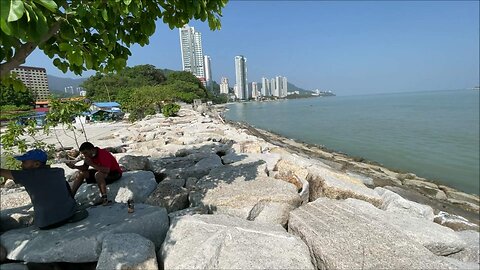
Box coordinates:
[11,66,50,101]
[204,55,212,88]
[261,77,270,96]
[234,55,248,100]
[220,77,229,94]
[179,25,205,79]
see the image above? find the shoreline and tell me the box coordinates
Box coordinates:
[2,104,479,230]
[211,105,480,229]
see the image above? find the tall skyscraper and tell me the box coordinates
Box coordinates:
[261,77,270,96]
[271,76,288,98]
[270,78,278,97]
[235,55,248,100]
[281,76,288,97]
[179,25,205,79]
[251,82,259,98]
[11,66,50,101]
[220,77,229,94]
[204,55,212,87]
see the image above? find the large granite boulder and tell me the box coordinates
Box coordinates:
[0,206,34,232]
[117,155,150,171]
[96,233,158,270]
[160,214,314,269]
[145,182,189,213]
[446,230,480,264]
[189,163,302,226]
[1,188,31,210]
[288,198,456,269]
[307,167,382,206]
[344,198,466,256]
[221,152,281,174]
[75,171,157,205]
[0,188,34,231]
[1,203,169,263]
[375,187,434,220]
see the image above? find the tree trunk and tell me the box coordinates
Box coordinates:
[0,22,61,76]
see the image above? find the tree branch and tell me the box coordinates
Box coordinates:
[0,21,62,76]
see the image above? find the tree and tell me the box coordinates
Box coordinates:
[0,0,228,76]
[0,80,35,106]
[82,64,167,101]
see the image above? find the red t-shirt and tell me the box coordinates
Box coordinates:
[92,148,122,175]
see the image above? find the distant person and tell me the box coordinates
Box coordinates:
[0,149,87,230]
[67,142,122,206]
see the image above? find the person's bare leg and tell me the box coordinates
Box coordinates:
[94,171,108,197]
[71,171,87,196]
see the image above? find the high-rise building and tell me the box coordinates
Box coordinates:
[11,66,50,101]
[281,76,288,97]
[220,77,229,94]
[204,55,212,87]
[261,77,270,96]
[235,56,248,100]
[271,76,288,98]
[270,78,277,97]
[179,25,205,79]
[251,82,259,98]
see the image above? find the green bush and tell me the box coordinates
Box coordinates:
[162,103,180,117]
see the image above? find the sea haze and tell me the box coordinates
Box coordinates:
[225,89,480,195]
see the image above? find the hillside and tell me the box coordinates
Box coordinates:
[287,82,311,94]
[47,75,87,93]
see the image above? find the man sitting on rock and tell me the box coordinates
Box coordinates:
[0,149,87,230]
[67,142,122,206]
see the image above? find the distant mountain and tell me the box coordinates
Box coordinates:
[287,82,311,94]
[47,75,87,93]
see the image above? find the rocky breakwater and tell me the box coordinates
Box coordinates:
[1,105,478,269]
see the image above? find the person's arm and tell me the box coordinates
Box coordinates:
[0,168,14,180]
[65,161,89,171]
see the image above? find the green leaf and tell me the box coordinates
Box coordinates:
[32,0,58,12]
[124,0,132,5]
[85,54,93,69]
[0,20,13,35]
[102,9,108,21]
[0,0,10,20]
[7,0,25,22]
[59,43,70,52]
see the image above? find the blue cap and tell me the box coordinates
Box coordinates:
[15,149,48,163]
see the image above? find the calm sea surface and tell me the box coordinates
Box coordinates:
[225,90,480,195]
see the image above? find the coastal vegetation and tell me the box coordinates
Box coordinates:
[81,64,227,121]
[0,77,35,120]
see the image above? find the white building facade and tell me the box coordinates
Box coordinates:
[251,82,259,98]
[11,66,51,101]
[204,55,212,88]
[234,55,248,100]
[179,25,205,79]
[220,77,229,94]
[261,77,270,96]
[280,76,288,97]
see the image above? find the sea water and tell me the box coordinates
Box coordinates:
[225,90,480,195]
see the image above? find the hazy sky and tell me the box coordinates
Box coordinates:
[25,1,479,96]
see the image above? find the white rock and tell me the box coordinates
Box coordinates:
[75,171,157,205]
[3,179,15,188]
[161,214,314,269]
[2,203,169,263]
[375,187,434,220]
[97,233,158,270]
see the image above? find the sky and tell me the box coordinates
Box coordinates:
[25,1,479,96]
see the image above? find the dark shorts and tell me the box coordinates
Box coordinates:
[85,169,122,184]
